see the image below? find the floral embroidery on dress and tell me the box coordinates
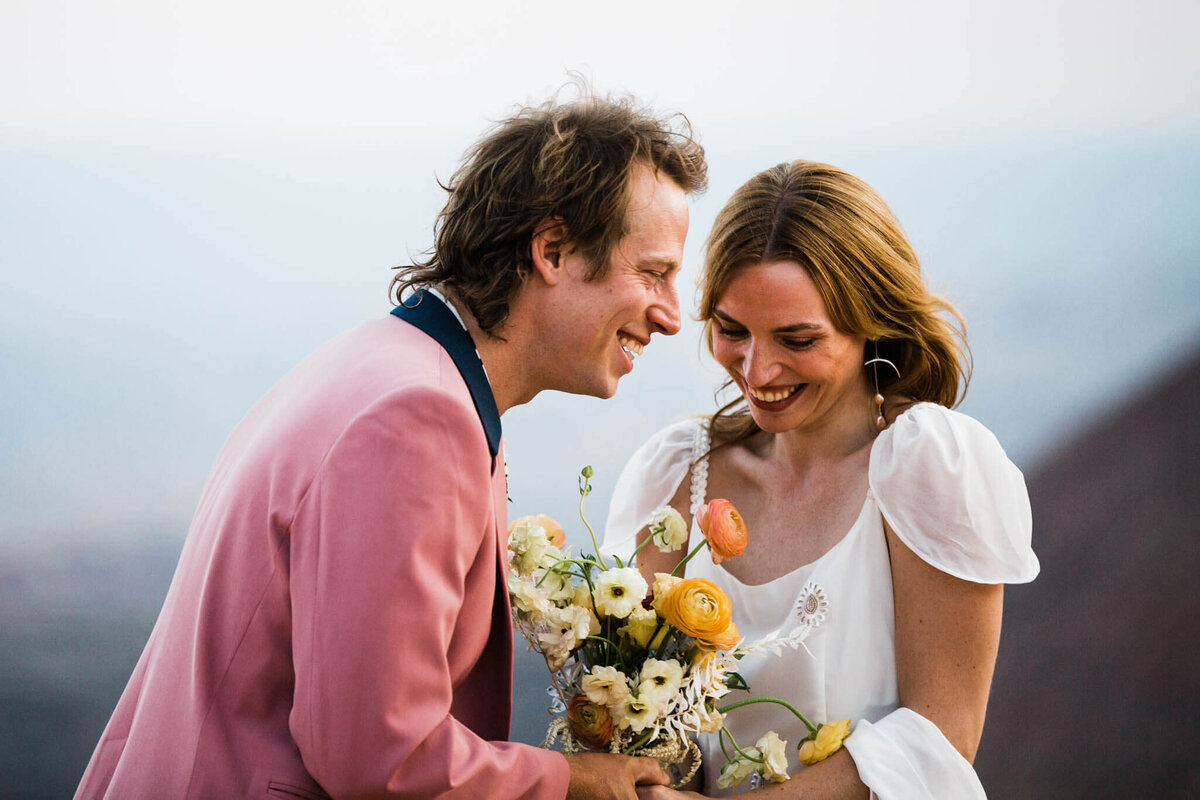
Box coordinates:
[795,581,829,628]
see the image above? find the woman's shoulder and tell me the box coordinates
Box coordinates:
[868,402,1039,584]
[600,416,708,558]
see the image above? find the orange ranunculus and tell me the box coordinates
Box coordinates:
[697,499,748,564]
[511,513,566,549]
[567,692,614,749]
[704,620,741,651]
[658,577,732,642]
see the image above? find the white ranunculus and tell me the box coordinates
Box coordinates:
[508,520,553,576]
[648,505,689,552]
[581,665,632,707]
[538,604,599,669]
[508,573,553,618]
[614,693,665,733]
[757,730,791,783]
[593,567,649,619]
[637,658,684,704]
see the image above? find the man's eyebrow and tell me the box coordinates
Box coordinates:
[712,308,824,333]
[640,257,680,270]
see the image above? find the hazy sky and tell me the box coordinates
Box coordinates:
[4,0,1197,140]
[2,1,1198,551]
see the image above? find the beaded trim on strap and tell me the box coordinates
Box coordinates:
[689,421,710,517]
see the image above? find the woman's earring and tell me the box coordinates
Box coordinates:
[864,341,901,430]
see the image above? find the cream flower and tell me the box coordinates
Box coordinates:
[511,513,566,549]
[538,604,600,669]
[581,665,632,708]
[637,658,684,704]
[571,581,597,612]
[593,567,649,619]
[647,505,688,552]
[614,693,665,733]
[618,606,659,648]
[757,731,790,783]
[508,519,556,575]
[533,567,576,604]
[507,573,553,618]
[650,572,683,613]
[717,748,760,790]
[697,705,724,734]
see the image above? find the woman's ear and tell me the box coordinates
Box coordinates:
[530,218,567,285]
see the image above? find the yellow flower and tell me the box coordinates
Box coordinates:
[648,505,688,552]
[757,731,790,783]
[618,606,659,647]
[798,719,851,766]
[696,498,748,565]
[567,693,614,749]
[658,577,732,643]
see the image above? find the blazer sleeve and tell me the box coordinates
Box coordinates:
[287,384,568,799]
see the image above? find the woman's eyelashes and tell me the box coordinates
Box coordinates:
[714,323,817,352]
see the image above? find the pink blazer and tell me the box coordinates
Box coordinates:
[75,316,569,799]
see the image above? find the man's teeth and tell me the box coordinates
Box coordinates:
[748,385,800,403]
[618,335,644,360]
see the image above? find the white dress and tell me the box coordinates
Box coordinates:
[601,404,1040,798]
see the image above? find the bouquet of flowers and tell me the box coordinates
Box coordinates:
[506,466,851,789]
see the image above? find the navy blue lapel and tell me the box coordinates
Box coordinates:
[391,290,502,471]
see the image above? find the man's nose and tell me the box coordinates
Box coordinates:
[649,283,681,336]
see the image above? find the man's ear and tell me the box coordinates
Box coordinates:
[530,218,568,286]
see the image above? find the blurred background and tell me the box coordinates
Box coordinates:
[2,1,1197,797]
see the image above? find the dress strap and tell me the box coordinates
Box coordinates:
[689,421,710,517]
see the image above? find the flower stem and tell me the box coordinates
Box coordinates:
[579,488,608,570]
[670,538,709,576]
[717,696,818,734]
[627,532,656,563]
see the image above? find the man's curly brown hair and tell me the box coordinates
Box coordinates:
[391,89,707,336]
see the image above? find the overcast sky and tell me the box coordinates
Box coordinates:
[2,1,1198,551]
[4,0,1197,141]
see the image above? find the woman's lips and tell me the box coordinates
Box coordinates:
[746,383,805,411]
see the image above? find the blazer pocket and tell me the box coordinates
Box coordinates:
[265,779,331,800]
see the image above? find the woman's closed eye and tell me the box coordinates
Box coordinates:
[714,322,747,339]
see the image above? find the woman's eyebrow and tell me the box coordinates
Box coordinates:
[713,308,823,333]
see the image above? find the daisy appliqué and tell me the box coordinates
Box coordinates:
[794,581,829,629]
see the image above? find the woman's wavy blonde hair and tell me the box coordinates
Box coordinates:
[700,160,970,446]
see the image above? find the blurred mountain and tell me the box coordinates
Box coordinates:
[975,346,1200,796]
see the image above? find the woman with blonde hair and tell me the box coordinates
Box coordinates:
[603,161,1039,797]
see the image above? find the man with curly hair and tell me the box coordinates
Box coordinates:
[76,89,706,800]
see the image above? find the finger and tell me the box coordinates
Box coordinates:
[630,756,670,785]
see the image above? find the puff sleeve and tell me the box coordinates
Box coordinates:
[601,419,700,560]
[868,403,1040,584]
